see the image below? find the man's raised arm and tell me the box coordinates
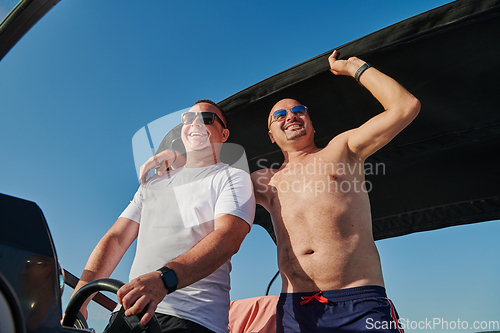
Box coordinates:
[328,50,421,160]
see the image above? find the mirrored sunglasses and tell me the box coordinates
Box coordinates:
[269,105,308,127]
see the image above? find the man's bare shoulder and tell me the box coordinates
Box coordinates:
[318,130,353,158]
[326,130,352,147]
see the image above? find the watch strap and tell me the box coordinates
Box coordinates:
[157,266,178,293]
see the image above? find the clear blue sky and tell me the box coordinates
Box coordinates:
[1,1,499,332]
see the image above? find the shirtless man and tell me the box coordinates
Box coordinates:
[251,50,420,332]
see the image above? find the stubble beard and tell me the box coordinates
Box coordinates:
[285,129,307,141]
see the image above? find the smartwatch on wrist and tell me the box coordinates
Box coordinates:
[157,266,178,294]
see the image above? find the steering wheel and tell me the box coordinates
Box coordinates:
[62,279,161,333]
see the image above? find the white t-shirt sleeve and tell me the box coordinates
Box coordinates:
[119,185,143,223]
[214,168,256,226]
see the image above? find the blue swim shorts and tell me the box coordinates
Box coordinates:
[276,285,404,332]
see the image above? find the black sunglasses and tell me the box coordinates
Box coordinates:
[181,112,227,128]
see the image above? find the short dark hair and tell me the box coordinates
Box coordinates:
[195,99,228,128]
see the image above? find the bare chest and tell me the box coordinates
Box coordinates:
[269,157,367,201]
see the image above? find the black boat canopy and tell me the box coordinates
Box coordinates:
[0,0,60,61]
[215,0,500,242]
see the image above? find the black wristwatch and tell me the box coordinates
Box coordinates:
[157,266,178,294]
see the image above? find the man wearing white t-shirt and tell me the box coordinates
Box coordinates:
[71,100,255,333]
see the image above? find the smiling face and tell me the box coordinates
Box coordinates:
[268,99,313,146]
[181,102,229,153]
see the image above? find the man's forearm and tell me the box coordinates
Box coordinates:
[69,237,124,317]
[328,50,420,160]
[76,237,123,287]
[117,215,250,323]
[351,61,419,117]
[140,149,186,183]
[153,149,184,169]
[329,51,418,115]
[70,218,139,312]
[165,217,249,289]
